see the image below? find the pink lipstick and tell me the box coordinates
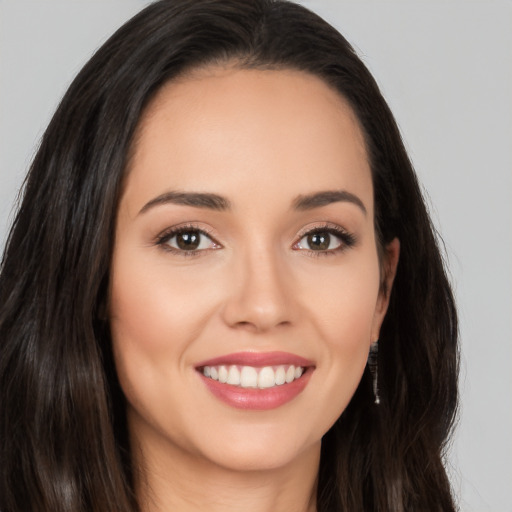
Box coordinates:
[195,351,314,410]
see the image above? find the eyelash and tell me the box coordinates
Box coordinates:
[155,224,220,257]
[293,223,357,257]
[154,223,356,257]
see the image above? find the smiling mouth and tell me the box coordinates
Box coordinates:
[199,364,306,389]
[195,352,314,409]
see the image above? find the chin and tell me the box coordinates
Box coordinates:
[193,427,320,473]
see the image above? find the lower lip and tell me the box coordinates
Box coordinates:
[198,368,313,410]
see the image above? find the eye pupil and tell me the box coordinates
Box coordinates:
[177,231,200,250]
[307,232,330,250]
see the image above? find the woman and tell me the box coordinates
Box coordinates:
[0,1,459,511]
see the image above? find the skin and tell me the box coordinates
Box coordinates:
[109,67,399,512]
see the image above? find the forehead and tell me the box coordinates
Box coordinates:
[124,67,372,215]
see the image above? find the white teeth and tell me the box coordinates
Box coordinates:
[258,366,275,388]
[240,366,258,388]
[227,365,240,385]
[218,365,228,383]
[201,364,306,388]
[275,366,286,385]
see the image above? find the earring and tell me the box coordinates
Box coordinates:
[368,341,380,404]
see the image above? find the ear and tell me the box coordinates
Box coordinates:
[371,237,400,342]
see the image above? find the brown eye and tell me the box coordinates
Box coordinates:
[176,231,201,250]
[306,232,332,251]
[294,228,349,253]
[162,229,219,253]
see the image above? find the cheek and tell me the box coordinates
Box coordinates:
[107,249,227,439]
[297,253,381,426]
[108,249,223,407]
[109,249,219,353]
[300,253,381,346]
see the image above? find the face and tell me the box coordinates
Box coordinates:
[109,67,398,474]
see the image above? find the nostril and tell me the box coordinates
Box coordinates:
[231,319,291,333]
[234,321,263,334]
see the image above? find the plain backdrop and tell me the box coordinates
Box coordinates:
[1,1,511,510]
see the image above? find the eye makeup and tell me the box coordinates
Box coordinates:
[292,222,357,257]
[155,223,221,257]
[154,220,357,259]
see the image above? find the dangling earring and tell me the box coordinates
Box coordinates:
[368,341,380,404]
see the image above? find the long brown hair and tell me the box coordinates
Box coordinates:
[0,1,458,510]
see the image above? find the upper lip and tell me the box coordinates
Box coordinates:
[195,351,314,368]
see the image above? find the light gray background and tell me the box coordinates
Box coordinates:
[1,1,511,510]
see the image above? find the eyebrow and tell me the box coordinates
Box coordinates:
[139,191,231,214]
[139,189,366,216]
[292,190,367,215]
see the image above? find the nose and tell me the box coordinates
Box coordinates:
[221,246,295,333]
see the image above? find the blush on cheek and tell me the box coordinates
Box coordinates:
[315,284,380,343]
[110,249,178,344]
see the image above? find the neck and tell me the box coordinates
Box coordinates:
[132,428,320,512]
